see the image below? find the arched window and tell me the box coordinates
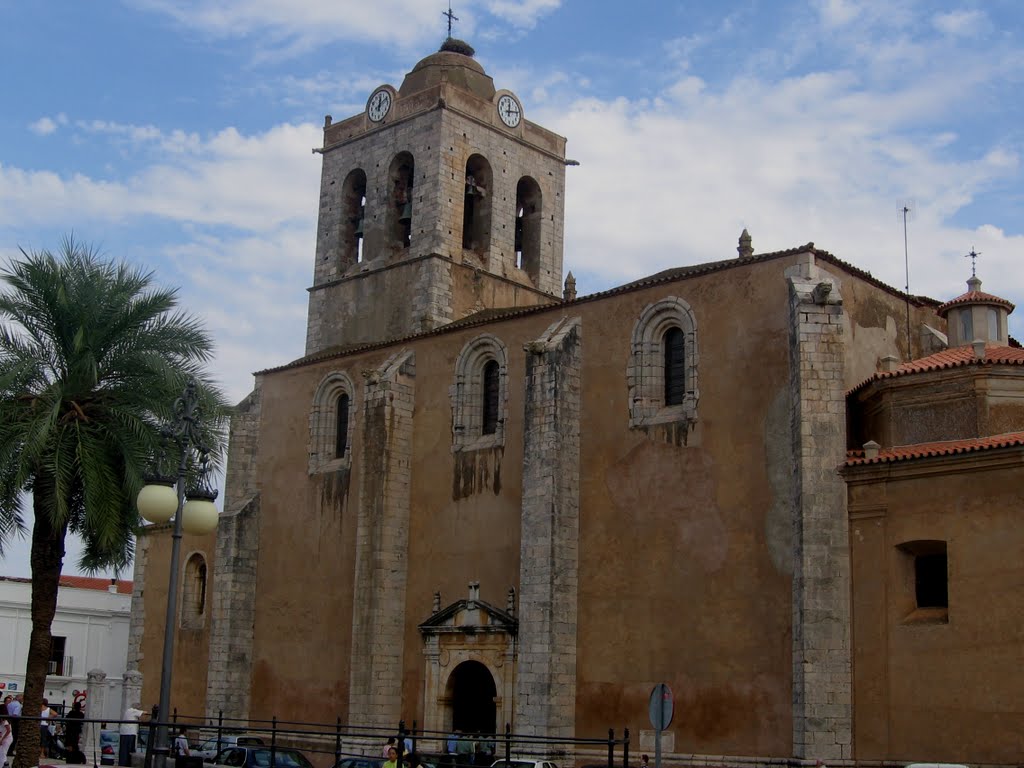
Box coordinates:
[451,334,508,451]
[180,553,207,629]
[663,327,685,406]
[309,371,356,473]
[462,155,493,255]
[335,392,351,458]
[628,296,700,428]
[339,169,367,269]
[481,360,500,435]
[515,177,542,283]
[387,152,415,251]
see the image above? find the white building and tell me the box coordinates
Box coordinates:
[0,575,131,720]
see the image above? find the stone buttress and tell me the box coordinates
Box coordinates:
[347,351,416,726]
[514,317,582,738]
[786,253,853,761]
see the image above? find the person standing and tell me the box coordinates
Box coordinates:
[6,696,20,755]
[118,706,144,767]
[0,704,13,768]
[64,701,85,756]
[173,729,190,757]
[39,699,56,760]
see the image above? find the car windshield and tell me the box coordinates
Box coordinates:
[492,762,535,768]
[252,749,312,768]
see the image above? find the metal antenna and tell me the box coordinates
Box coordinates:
[443,2,459,38]
[898,200,916,360]
[965,247,981,278]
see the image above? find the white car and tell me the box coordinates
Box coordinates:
[491,760,558,768]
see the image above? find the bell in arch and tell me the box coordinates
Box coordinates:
[399,200,413,223]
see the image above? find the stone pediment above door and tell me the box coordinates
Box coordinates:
[418,582,518,740]
[419,581,518,636]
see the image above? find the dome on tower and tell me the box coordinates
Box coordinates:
[399,40,496,100]
[937,274,1015,347]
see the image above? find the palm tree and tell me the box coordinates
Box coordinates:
[0,237,225,768]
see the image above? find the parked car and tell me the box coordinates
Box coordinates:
[196,734,267,761]
[333,758,384,768]
[491,760,558,768]
[210,746,314,768]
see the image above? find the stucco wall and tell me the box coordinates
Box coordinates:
[848,457,1024,764]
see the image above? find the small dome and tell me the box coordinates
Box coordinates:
[399,44,495,100]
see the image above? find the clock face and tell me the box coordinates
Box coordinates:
[368,89,392,122]
[497,94,522,128]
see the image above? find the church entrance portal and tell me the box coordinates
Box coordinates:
[449,660,497,734]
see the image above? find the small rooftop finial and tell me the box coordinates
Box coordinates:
[443,2,458,38]
[965,247,981,278]
[563,271,577,301]
[737,228,753,259]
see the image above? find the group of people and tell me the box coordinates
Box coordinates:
[381,738,428,768]
[0,695,88,767]
[443,729,496,766]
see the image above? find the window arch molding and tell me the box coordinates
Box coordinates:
[450,333,509,451]
[180,552,208,630]
[309,371,357,473]
[628,296,700,428]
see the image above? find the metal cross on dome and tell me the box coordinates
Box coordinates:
[443,2,458,37]
[965,247,981,277]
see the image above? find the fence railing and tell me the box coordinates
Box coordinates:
[154,710,631,768]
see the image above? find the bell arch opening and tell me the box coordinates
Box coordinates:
[447,660,497,735]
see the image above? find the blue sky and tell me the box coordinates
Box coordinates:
[1,0,1023,576]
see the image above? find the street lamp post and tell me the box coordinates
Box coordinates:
[137,379,220,768]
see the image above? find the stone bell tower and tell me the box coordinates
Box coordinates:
[305,38,568,355]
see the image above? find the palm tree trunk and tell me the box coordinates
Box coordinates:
[13,494,67,768]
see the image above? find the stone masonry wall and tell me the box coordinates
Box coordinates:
[206,383,263,724]
[515,317,582,739]
[127,532,151,673]
[786,254,853,761]
[347,350,416,727]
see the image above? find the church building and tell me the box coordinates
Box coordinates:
[130,39,1024,767]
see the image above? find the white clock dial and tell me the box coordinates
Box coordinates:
[497,94,522,128]
[368,89,392,122]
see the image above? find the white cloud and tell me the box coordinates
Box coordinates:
[131,0,455,52]
[29,117,58,136]
[485,0,560,28]
[933,10,986,37]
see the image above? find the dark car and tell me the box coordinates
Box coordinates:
[333,759,385,768]
[333,759,384,768]
[212,746,314,768]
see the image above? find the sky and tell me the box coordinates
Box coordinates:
[1,0,1022,577]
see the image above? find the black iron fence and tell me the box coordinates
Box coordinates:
[153,710,630,768]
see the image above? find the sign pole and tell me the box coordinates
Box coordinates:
[648,683,674,768]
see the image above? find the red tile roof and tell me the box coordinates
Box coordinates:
[59,576,133,594]
[849,344,1024,395]
[937,289,1015,315]
[262,243,941,377]
[0,575,133,594]
[846,431,1024,466]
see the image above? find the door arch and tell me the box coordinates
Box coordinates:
[447,660,497,735]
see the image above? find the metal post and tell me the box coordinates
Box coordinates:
[397,721,406,767]
[622,728,629,768]
[607,729,614,768]
[334,717,341,767]
[270,716,277,768]
[503,723,510,762]
[154,453,189,768]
